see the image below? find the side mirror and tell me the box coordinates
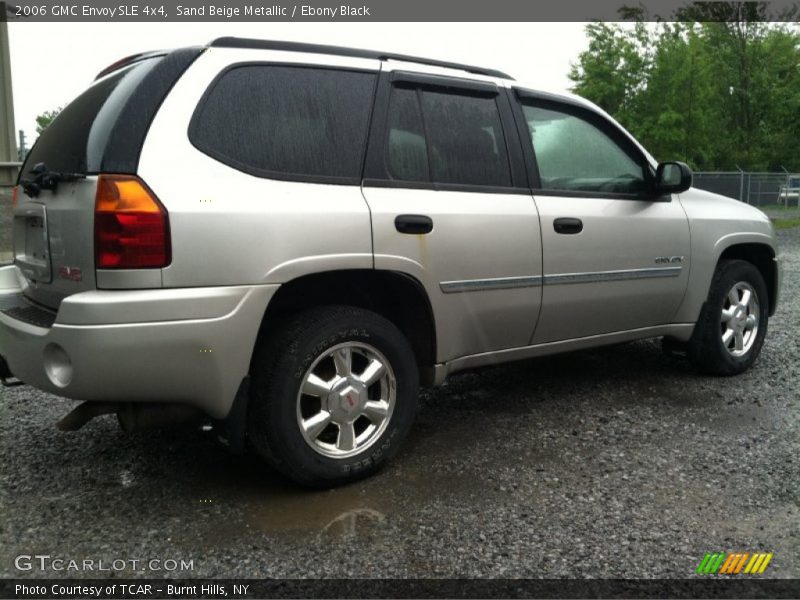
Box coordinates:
[655,161,692,195]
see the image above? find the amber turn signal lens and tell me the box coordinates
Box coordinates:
[94,175,171,269]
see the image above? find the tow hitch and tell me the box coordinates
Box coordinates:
[0,355,24,387]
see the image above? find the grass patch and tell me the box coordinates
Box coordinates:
[772,217,800,230]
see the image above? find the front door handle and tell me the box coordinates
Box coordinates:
[395,214,433,235]
[553,217,583,235]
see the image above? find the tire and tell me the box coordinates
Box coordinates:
[248,305,419,487]
[687,259,769,375]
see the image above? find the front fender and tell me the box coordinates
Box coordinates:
[672,230,779,324]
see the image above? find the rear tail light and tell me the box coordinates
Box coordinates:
[94,175,171,269]
[11,185,18,207]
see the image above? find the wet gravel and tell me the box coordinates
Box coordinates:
[1,228,798,580]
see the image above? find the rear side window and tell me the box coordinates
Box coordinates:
[385,86,512,188]
[420,90,511,187]
[21,58,160,176]
[386,87,429,182]
[190,65,377,183]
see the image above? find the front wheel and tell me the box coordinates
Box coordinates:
[687,259,769,375]
[248,306,419,487]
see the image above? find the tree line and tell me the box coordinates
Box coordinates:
[569,7,800,172]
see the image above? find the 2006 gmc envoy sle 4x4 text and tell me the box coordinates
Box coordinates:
[0,38,782,487]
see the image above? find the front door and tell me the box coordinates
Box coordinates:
[514,95,691,344]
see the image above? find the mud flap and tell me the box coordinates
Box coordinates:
[216,376,250,454]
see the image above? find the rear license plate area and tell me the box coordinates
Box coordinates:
[13,204,52,283]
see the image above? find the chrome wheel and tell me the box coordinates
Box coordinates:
[296,342,396,459]
[720,281,760,357]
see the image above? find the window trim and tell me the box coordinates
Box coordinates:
[363,71,525,193]
[187,61,379,186]
[390,71,499,96]
[513,88,660,201]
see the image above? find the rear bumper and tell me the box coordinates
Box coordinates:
[0,266,278,419]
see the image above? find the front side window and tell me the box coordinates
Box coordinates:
[385,86,512,188]
[190,65,376,182]
[522,103,648,195]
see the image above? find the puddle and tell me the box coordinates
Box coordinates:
[185,445,488,544]
[240,479,392,535]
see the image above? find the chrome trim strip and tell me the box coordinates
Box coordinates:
[440,275,543,294]
[543,266,682,285]
[439,266,682,294]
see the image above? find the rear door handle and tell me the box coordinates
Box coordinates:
[553,217,583,235]
[395,214,433,235]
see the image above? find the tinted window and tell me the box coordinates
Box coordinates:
[522,104,647,195]
[21,58,160,176]
[420,91,511,187]
[190,66,376,182]
[386,88,429,182]
[384,86,512,188]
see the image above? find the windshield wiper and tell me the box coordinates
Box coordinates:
[21,162,86,198]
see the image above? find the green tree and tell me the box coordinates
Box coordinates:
[568,22,653,128]
[35,108,62,135]
[569,14,800,171]
[635,23,722,167]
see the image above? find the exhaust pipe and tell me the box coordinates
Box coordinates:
[57,401,205,432]
[57,401,119,431]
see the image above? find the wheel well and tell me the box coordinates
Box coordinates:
[255,270,437,385]
[718,243,777,315]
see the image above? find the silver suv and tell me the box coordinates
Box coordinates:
[0,38,781,487]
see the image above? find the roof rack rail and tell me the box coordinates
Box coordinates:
[208,37,514,80]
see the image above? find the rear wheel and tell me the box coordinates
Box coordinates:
[248,306,419,487]
[687,259,769,375]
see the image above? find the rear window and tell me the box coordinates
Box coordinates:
[21,58,161,177]
[189,65,377,183]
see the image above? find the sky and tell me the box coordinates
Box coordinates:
[6,22,590,145]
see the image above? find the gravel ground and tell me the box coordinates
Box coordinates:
[0,227,798,581]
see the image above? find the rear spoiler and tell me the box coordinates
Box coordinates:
[94,51,167,80]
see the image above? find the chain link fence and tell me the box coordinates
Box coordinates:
[693,170,799,208]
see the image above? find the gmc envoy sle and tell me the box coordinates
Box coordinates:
[0,38,781,486]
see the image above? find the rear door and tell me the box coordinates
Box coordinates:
[513,92,691,344]
[362,71,542,362]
